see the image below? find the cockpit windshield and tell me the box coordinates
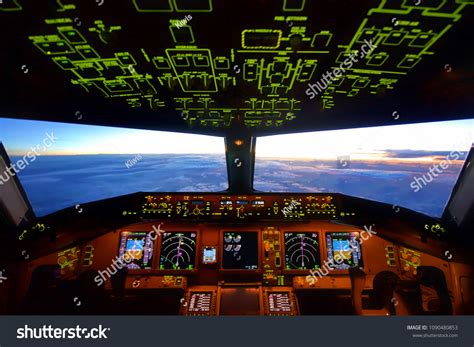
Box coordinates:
[255,119,474,217]
[0,118,227,216]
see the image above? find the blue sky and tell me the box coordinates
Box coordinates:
[0,118,224,155]
[1,117,473,157]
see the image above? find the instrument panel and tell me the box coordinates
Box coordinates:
[24,209,459,315]
[117,225,366,276]
[126,193,357,221]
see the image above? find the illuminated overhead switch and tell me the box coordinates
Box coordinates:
[174,0,213,12]
[214,57,230,69]
[383,30,408,46]
[352,77,370,89]
[75,62,102,79]
[133,0,173,12]
[104,80,133,93]
[76,45,99,59]
[366,52,389,66]
[356,29,379,45]
[397,55,421,69]
[115,52,136,66]
[193,55,210,67]
[31,38,75,55]
[172,55,189,67]
[283,0,306,11]
[53,56,75,70]
[409,33,435,47]
[153,56,171,69]
[311,31,332,48]
[58,27,87,44]
[170,25,195,44]
[297,60,317,81]
[335,51,354,64]
[243,62,258,81]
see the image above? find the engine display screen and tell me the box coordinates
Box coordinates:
[267,292,292,314]
[188,292,213,314]
[326,232,363,269]
[222,232,259,270]
[118,231,154,270]
[284,232,321,270]
[159,232,197,270]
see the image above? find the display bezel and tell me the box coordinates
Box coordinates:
[282,231,322,273]
[158,230,200,272]
[219,229,261,273]
[117,230,156,270]
[324,231,364,272]
[202,246,218,265]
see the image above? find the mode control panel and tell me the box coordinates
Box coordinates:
[122,193,358,221]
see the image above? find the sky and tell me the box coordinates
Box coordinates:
[0,118,225,155]
[0,117,473,158]
[257,118,474,160]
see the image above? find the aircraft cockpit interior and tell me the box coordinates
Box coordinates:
[0,0,473,322]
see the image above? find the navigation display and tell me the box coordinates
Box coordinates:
[284,232,321,270]
[326,232,363,270]
[159,232,197,270]
[118,231,154,270]
[222,232,259,270]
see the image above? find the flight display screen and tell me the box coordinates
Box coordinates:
[159,232,197,270]
[284,232,321,270]
[118,231,154,270]
[188,292,213,314]
[326,232,363,270]
[222,232,259,270]
[267,292,292,314]
[202,246,217,264]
